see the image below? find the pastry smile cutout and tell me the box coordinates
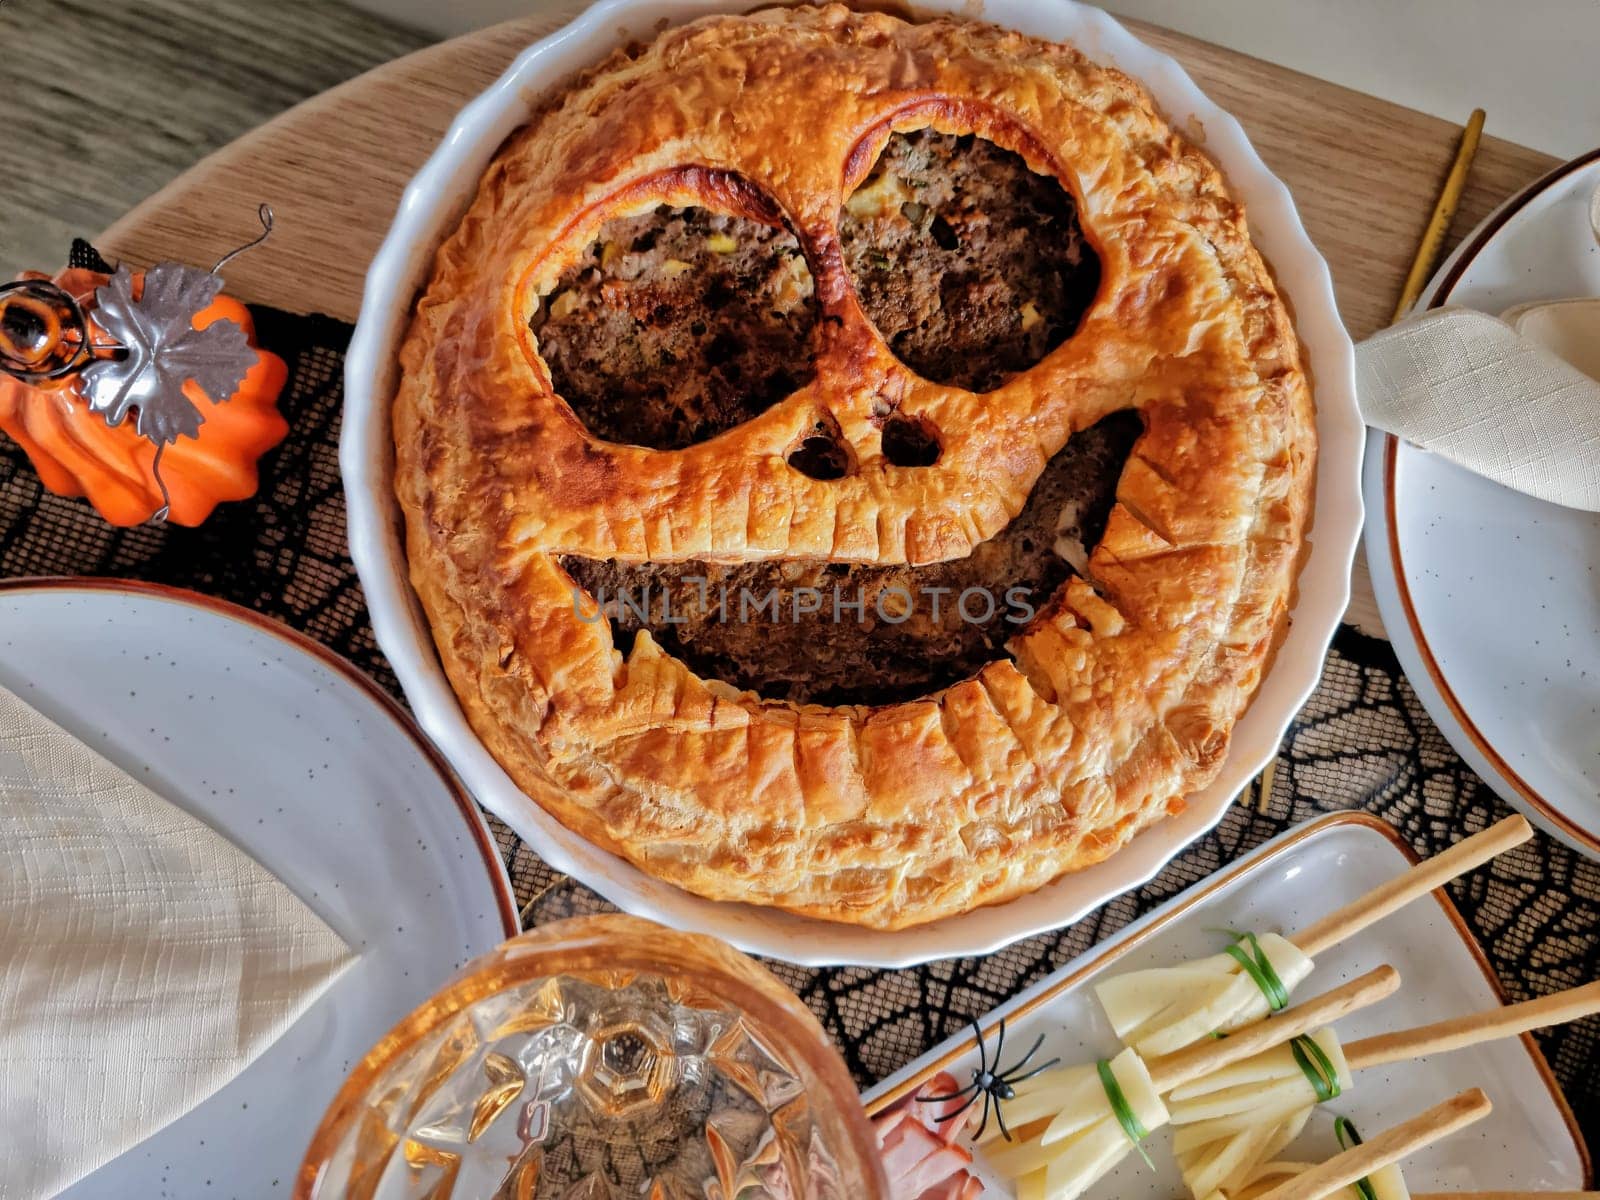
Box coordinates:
[394,5,1315,929]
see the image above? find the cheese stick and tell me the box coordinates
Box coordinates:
[977,969,1398,1200]
[1095,817,1532,1057]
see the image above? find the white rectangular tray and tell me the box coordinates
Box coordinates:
[862,812,1590,1196]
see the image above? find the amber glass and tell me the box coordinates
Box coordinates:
[296,914,888,1199]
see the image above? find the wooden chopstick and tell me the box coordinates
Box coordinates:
[1291,815,1531,958]
[1254,1089,1492,1200]
[1149,965,1398,1092]
[1149,965,1400,1092]
[1255,757,1278,814]
[1345,980,1600,1070]
[1391,107,1486,322]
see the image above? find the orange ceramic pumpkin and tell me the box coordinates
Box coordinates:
[0,266,288,526]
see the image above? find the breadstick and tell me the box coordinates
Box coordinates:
[1254,1089,1492,1200]
[1345,981,1600,1071]
[1292,816,1531,958]
[1150,965,1400,1092]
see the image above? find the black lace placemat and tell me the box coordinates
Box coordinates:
[2,306,1596,1153]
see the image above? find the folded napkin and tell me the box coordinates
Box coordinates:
[0,684,354,1199]
[1356,305,1600,511]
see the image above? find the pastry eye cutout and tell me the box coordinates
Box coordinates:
[839,124,1101,393]
[528,180,820,451]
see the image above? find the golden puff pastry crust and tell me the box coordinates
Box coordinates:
[393,4,1316,930]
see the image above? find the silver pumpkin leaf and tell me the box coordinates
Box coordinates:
[78,263,253,445]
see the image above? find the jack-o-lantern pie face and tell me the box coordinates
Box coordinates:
[395,5,1315,930]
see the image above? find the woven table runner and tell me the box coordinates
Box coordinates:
[2,306,1596,1148]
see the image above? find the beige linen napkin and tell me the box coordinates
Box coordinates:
[0,683,354,1199]
[1356,305,1600,511]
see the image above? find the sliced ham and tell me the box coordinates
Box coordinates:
[873,1106,914,1147]
[918,1085,980,1147]
[871,1073,987,1200]
[879,1119,945,1181]
[917,1175,986,1200]
[895,1145,974,1197]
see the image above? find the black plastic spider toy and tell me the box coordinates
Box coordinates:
[916,1018,1061,1142]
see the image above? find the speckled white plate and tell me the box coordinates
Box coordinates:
[1364,151,1600,857]
[863,812,1591,1196]
[0,579,518,1200]
[341,0,1365,968]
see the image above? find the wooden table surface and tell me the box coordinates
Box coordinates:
[97,8,1562,637]
[0,0,429,281]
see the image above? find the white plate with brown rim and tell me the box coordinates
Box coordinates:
[341,0,1366,966]
[1364,151,1600,858]
[0,579,520,1200]
[862,811,1591,1197]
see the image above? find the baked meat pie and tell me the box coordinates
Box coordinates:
[394,5,1315,929]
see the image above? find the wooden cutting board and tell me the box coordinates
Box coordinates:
[97,9,1561,634]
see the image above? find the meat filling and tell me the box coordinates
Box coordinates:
[560,410,1141,706]
[531,205,819,450]
[839,129,1099,392]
